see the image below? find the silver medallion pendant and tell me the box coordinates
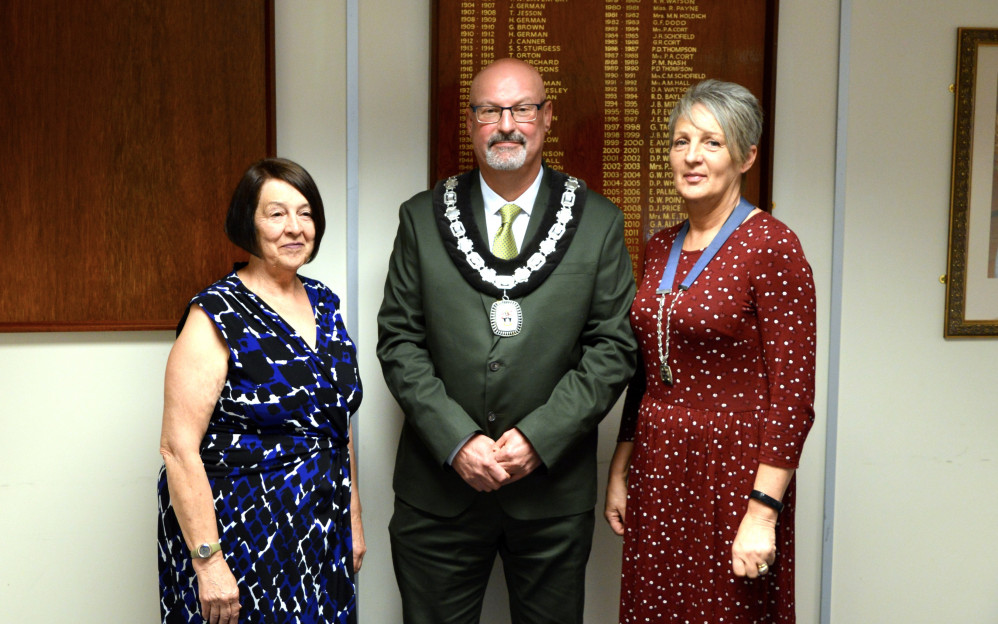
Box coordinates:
[490,299,523,337]
[660,364,674,386]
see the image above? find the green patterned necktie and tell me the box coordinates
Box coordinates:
[492,203,522,260]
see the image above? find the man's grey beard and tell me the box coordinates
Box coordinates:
[485,132,528,170]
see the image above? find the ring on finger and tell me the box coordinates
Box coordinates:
[757,562,769,575]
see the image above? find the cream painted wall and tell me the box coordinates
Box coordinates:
[832,1,998,622]
[0,332,169,621]
[770,1,841,620]
[274,0,348,300]
[353,0,429,621]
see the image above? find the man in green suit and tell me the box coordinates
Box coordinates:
[377,58,637,624]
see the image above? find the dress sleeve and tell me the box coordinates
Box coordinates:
[179,289,228,342]
[753,225,817,468]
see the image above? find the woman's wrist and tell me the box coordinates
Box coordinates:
[744,499,779,525]
[191,549,225,572]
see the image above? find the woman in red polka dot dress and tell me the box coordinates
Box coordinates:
[605,80,816,623]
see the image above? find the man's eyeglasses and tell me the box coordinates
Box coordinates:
[469,101,547,124]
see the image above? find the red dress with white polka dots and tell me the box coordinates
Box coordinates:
[618,210,816,623]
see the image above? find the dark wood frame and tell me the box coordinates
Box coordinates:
[0,1,276,332]
[945,27,998,337]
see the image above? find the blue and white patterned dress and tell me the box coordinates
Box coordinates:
[158,269,362,624]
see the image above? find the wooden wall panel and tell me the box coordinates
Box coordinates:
[0,0,275,331]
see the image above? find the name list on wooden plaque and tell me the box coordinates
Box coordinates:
[431,0,777,277]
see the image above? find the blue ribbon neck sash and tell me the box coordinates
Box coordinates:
[657,197,755,294]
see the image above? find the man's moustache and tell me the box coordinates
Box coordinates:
[488,132,526,147]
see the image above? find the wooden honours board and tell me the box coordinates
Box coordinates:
[430,0,778,277]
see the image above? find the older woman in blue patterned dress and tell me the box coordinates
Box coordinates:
[158,158,364,623]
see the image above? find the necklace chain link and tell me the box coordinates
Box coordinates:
[441,175,580,292]
[656,290,683,384]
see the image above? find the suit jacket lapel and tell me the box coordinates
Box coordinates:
[468,175,488,242]
[523,168,550,243]
[466,177,498,326]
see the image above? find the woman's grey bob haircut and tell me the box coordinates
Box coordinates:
[668,79,763,165]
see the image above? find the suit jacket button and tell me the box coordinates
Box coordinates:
[488,361,501,372]
[488,411,496,422]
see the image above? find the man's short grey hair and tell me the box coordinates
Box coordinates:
[668,79,763,165]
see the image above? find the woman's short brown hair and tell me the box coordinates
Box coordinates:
[225,158,326,263]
